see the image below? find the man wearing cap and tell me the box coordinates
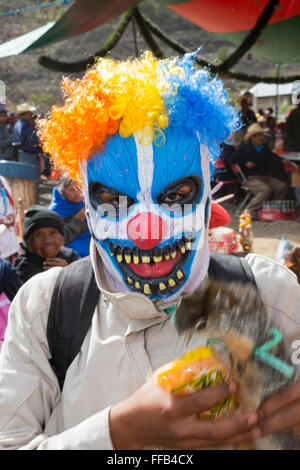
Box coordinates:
[12,103,42,179]
[0,105,13,161]
[229,123,288,219]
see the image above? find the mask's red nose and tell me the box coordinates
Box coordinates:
[127,212,168,250]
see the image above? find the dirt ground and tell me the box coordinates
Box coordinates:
[39,179,300,260]
[223,201,300,260]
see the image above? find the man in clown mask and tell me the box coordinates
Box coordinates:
[0,52,300,450]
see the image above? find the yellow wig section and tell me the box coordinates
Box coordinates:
[38,51,170,181]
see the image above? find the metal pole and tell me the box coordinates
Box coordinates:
[132,18,139,57]
[275,63,281,122]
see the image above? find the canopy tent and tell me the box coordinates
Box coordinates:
[160,0,300,64]
[0,0,142,56]
[0,0,299,83]
[0,22,55,59]
[249,82,295,98]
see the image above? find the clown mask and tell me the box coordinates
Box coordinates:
[80,127,211,300]
[38,51,238,301]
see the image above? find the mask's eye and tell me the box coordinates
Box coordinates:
[162,184,193,203]
[98,191,120,207]
[89,182,135,218]
[157,176,202,209]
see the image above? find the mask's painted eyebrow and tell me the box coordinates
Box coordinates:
[156,176,202,206]
[88,181,136,216]
[86,134,141,201]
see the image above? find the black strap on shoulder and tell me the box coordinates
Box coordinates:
[47,256,100,391]
[208,251,257,287]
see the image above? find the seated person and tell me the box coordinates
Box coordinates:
[229,123,288,219]
[213,132,242,182]
[49,176,91,258]
[14,205,79,282]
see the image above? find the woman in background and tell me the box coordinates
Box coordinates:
[49,176,91,258]
[14,205,79,282]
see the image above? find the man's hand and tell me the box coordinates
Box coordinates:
[284,247,300,284]
[43,257,68,270]
[109,382,259,450]
[245,161,256,169]
[253,380,300,440]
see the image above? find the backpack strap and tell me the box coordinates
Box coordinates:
[208,251,257,287]
[47,256,100,391]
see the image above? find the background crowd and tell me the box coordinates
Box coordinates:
[213,94,300,219]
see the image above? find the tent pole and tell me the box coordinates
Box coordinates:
[132,17,139,57]
[275,63,281,122]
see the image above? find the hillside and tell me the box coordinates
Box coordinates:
[0,0,299,113]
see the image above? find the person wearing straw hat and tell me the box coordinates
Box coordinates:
[229,122,288,219]
[12,102,42,180]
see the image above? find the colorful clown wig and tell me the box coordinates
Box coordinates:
[38,51,239,182]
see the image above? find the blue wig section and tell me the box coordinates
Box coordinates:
[160,52,240,166]
[151,126,203,201]
[87,134,140,200]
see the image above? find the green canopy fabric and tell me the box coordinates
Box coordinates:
[159,0,300,64]
[0,0,299,65]
[0,22,55,58]
[0,0,141,57]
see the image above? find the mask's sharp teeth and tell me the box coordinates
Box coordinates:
[135,281,141,290]
[178,240,186,254]
[127,276,133,285]
[163,246,170,260]
[133,248,140,265]
[185,234,196,243]
[159,282,167,292]
[185,240,192,250]
[124,248,132,264]
[168,278,176,288]
[116,247,123,263]
[170,247,177,259]
[142,253,151,263]
[143,283,151,295]
[177,270,184,280]
[153,248,162,263]
[109,243,116,257]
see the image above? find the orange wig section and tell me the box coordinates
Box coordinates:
[38,52,169,181]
